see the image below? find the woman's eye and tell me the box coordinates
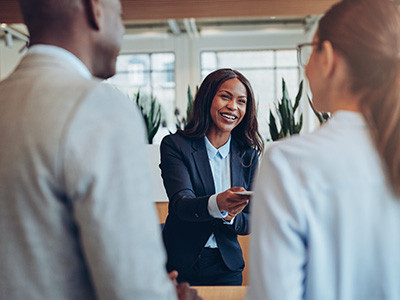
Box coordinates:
[238,99,247,104]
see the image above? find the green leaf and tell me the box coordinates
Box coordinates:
[294,114,303,133]
[133,92,162,144]
[288,102,295,135]
[293,80,303,113]
[175,85,197,131]
[268,111,279,141]
[279,80,292,136]
[282,78,289,101]
[267,78,304,141]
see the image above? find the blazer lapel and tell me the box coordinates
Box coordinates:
[192,138,216,195]
[230,139,243,188]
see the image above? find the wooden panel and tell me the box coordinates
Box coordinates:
[193,285,247,300]
[156,201,169,224]
[122,0,339,21]
[0,0,340,24]
[238,235,249,285]
[1,1,21,24]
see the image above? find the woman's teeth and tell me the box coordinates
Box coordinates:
[221,113,237,120]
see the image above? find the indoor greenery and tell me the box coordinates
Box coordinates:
[175,85,196,131]
[268,79,304,141]
[134,91,162,144]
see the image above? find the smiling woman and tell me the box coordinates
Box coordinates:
[182,69,264,154]
[207,78,247,148]
[159,68,263,286]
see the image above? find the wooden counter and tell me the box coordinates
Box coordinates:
[193,285,247,300]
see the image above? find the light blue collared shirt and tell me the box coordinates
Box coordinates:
[247,111,400,300]
[29,45,92,79]
[204,135,233,248]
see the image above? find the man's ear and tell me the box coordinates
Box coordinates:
[84,0,101,30]
[320,40,335,78]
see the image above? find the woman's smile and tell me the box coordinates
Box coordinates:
[219,112,238,122]
[208,78,247,140]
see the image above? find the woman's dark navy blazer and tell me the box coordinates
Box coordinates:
[160,131,259,273]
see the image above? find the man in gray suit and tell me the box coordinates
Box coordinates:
[0,0,200,299]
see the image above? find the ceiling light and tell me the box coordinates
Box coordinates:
[183,18,199,38]
[167,19,181,35]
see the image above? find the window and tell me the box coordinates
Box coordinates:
[108,52,176,128]
[201,49,300,139]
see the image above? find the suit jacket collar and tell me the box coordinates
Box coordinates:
[191,136,244,195]
[28,45,92,79]
[230,138,244,188]
[192,137,215,195]
[16,52,95,81]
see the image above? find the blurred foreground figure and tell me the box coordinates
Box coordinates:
[0,0,200,299]
[248,0,400,299]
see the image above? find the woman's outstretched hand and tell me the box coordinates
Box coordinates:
[216,187,250,221]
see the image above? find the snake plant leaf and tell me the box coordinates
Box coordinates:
[282,78,290,101]
[275,103,282,127]
[279,97,289,136]
[289,109,296,135]
[147,95,162,144]
[268,78,304,141]
[175,85,197,130]
[294,80,303,113]
[285,94,295,135]
[280,78,294,136]
[134,91,162,144]
[295,114,304,133]
[269,111,279,141]
[135,91,140,106]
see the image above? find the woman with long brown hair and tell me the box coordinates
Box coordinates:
[160,68,263,285]
[248,0,400,298]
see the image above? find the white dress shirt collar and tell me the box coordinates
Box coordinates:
[204,135,231,159]
[330,110,366,128]
[28,45,92,79]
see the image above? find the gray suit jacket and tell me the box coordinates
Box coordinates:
[0,52,176,300]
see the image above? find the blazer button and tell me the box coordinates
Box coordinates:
[195,213,199,218]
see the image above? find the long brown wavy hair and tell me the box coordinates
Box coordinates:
[182,68,264,155]
[318,0,400,195]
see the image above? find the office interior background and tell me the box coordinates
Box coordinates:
[0,0,339,199]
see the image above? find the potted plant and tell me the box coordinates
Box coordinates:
[134,91,162,144]
[174,85,197,131]
[268,78,303,141]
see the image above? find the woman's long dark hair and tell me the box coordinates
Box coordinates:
[182,68,264,155]
[318,0,400,195]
